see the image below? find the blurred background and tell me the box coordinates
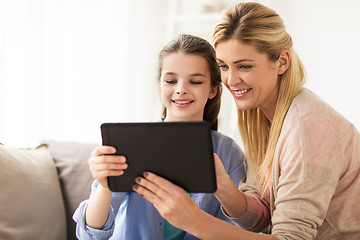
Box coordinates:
[1,0,360,148]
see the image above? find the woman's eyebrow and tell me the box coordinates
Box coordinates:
[233,59,254,64]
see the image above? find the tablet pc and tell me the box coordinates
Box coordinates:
[101,121,216,193]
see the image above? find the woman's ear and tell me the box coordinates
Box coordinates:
[278,50,290,75]
[208,86,218,99]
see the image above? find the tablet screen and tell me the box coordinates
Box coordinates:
[101,121,216,193]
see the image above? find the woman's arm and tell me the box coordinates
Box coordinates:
[133,170,277,240]
[212,154,247,218]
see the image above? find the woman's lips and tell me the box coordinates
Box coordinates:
[233,88,252,97]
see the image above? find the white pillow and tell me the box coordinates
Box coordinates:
[40,139,96,240]
[0,145,66,240]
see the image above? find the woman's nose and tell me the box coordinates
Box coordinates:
[227,70,240,87]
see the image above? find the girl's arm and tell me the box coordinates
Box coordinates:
[85,185,113,229]
[85,146,127,229]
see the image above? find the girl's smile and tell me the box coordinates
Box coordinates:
[172,98,195,107]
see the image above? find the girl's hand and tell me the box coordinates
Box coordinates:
[133,172,203,233]
[88,146,128,189]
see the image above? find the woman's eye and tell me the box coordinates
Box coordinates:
[239,65,252,71]
[218,64,228,71]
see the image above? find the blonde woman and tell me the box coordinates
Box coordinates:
[134,2,360,239]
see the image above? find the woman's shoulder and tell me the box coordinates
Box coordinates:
[288,88,354,129]
[280,88,359,158]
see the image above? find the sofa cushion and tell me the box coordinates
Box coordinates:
[40,140,97,240]
[0,145,66,240]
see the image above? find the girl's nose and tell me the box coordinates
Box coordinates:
[176,90,187,94]
[176,84,187,94]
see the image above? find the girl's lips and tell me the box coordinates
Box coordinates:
[172,99,194,104]
[172,99,194,107]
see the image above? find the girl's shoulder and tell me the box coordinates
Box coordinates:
[210,130,237,145]
[210,130,243,155]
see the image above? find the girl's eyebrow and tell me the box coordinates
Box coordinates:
[216,58,254,64]
[191,73,206,77]
[163,72,206,77]
[163,72,176,76]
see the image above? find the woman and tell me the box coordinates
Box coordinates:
[134,2,360,239]
[73,34,246,240]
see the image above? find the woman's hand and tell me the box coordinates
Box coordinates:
[213,153,247,218]
[213,153,233,197]
[88,145,128,189]
[133,172,203,233]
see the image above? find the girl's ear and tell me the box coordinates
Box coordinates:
[278,50,290,75]
[208,86,218,99]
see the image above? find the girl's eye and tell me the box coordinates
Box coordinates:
[165,80,177,84]
[190,81,202,85]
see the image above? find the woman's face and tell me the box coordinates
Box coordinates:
[216,38,282,121]
[160,52,217,122]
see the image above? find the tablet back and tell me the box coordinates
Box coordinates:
[101,121,216,193]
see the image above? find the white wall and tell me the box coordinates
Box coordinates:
[264,0,360,132]
[166,0,360,146]
[0,0,169,147]
[1,0,359,148]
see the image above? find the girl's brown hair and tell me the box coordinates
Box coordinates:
[158,34,222,130]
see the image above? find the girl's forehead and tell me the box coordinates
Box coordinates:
[161,53,210,74]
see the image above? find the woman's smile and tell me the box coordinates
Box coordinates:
[232,88,252,97]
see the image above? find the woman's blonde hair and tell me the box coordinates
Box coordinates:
[213,2,306,193]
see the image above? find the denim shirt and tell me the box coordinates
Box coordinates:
[73,131,246,240]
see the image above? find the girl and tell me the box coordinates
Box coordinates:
[133,2,360,240]
[73,34,246,240]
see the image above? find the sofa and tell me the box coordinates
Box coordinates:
[0,139,98,240]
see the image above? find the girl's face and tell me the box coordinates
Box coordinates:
[216,38,285,121]
[160,52,217,122]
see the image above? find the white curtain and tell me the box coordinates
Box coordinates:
[2,0,360,148]
[0,0,168,147]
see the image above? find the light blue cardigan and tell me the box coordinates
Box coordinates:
[73,130,246,240]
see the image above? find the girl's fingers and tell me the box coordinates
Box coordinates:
[89,162,128,172]
[92,145,116,156]
[92,169,125,179]
[89,155,126,166]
